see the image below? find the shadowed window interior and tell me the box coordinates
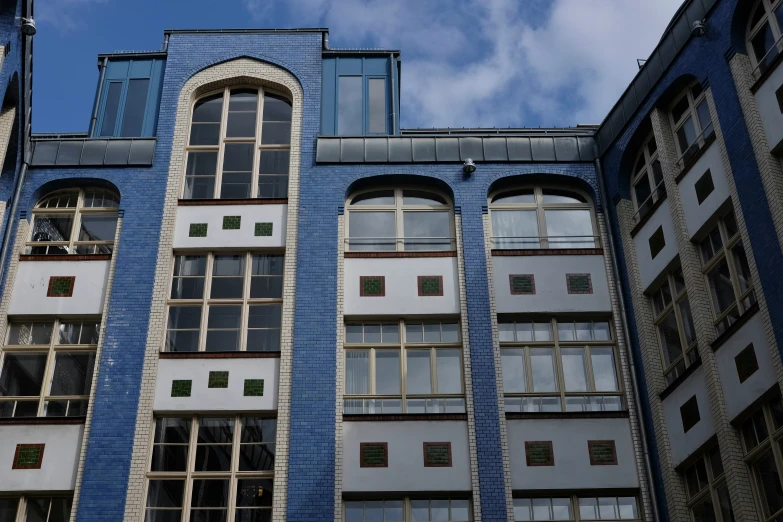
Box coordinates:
[747,0,783,77]
[513,495,640,521]
[682,445,735,522]
[669,81,713,168]
[0,496,73,522]
[740,395,783,522]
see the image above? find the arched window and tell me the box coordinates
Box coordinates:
[489,187,596,249]
[27,188,120,255]
[184,87,292,200]
[669,81,713,167]
[345,188,454,251]
[747,0,783,75]
[631,132,665,223]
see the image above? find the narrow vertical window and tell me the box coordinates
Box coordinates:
[338,76,363,135]
[120,78,150,137]
[368,78,387,134]
[99,82,123,137]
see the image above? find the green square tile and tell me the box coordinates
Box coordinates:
[222,216,241,230]
[511,275,534,294]
[189,223,208,237]
[48,277,74,296]
[208,371,229,389]
[244,379,265,397]
[14,446,42,467]
[255,222,273,237]
[362,277,384,296]
[171,380,192,397]
[420,277,441,295]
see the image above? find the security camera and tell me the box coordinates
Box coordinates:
[463,158,476,175]
[691,20,706,38]
[21,17,36,36]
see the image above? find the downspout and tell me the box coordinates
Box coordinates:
[87,56,108,137]
[163,32,170,52]
[389,53,396,134]
[594,152,662,522]
[0,11,33,288]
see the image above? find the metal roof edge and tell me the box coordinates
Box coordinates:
[163,28,329,35]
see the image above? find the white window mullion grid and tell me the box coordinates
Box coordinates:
[748,0,783,70]
[741,404,783,521]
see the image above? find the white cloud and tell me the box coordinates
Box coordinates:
[245,0,684,128]
[37,0,109,33]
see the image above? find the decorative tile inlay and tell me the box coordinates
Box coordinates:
[12,444,45,469]
[244,379,265,397]
[587,440,617,465]
[47,276,75,297]
[418,276,443,296]
[509,274,535,295]
[360,276,385,297]
[423,442,452,467]
[735,344,759,384]
[208,371,229,389]
[566,274,592,294]
[360,442,388,468]
[255,222,273,237]
[222,215,241,230]
[171,380,192,398]
[524,441,554,466]
[189,223,208,237]
[680,395,701,433]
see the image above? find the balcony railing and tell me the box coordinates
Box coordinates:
[632,179,667,225]
[752,33,783,80]
[503,394,624,413]
[344,396,466,414]
[675,122,715,171]
[345,237,456,252]
[490,235,601,250]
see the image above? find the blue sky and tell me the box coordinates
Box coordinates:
[33,0,683,133]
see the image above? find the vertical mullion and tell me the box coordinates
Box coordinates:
[200,254,214,352]
[400,320,406,409]
[37,328,58,416]
[552,322,565,406]
[240,252,252,352]
[228,415,241,522]
[431,346,438,396]
[369,348,376,395]
[215,88,230,198]
[252,88,264,199]
[396,189,404,251]
[183,415,200,522]
[70,191,84,253]
[525,346,534,396]
[15,496,26,522]
[584,344,597,394]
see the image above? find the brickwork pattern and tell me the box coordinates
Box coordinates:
[222,215,241,230]
[244,379,265,397]
[333,214,345,522]
[207,371,229,388]
[171,380,192,397]
[120,53,308,522]
[189,223,207,237]
[255,222,273,237]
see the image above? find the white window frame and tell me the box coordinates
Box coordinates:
[0,495,74,522]
[512,494,641,521]
[0,318,99,418]
[165,251,284,353]
[345,187,455,252]
[499,317,623,413]
[27,188,120,255]
[668,82,713,168]
[488,186,598,250]
[650,269,698,385]
[630,131,665,223]
[747,0,783,76]
[343,320,465,414]
[343,498,472,522]
[183,86,292,200]
[683,445,735,522]
[740,397,783,521]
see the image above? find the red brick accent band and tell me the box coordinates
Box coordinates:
[492,248,603,257]
[587,440,618,465]
[345,251,457,258]
[423,442,452,467]
[20,254,112,262]
[160,351,281,359]
[178,198,288,206]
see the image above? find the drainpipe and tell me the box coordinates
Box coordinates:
[87,56,108,137]
[0,9,35,288]
[163,32,170,52]
[389,53,396,134]
[594,153,662,522]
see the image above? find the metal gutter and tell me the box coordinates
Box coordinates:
[88,56,108,136]
[96,51,167,59]
[163,28,328,35]
[389,53,397,134]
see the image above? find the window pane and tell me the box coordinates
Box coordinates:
[368,78,387,133]
[351,191,395,206]
[732,244,753,294]
[120,78,150,137]
[542,189,586,203]
[196,418,233,472]
[236,478,273,508]
[221,143,254,199]
[407,350,432,394]
[579,498,598,520]
[436,349,462,394]
[707,258,737,316]
[690,496,717,522]
[403,211,451,251]
[633,176,652,211]
[349,211,395,251]
[755,448,783,516]
[532,498,551,520]
[184,151,218,199]
[338,76,363,135]
[403,190,447,205]
[211,255,245,299]
[575,322,592,341]
[31,214,74,243]
[617,498,638,520]
[171,255,207,300]
[593,322,611,341]
[514,499,532,521]
[451,500,470,522]
[50,353,95,396]
[493,190,535,204]
[346,351,369,394]
[441,323,459,343]
[147,480,185,508]
[672,94,690,124]
[530,348,557,392]
[205,306,242,352]
[79,214,118,243]
[258,150,289,199]
[502,348,526,393]
[261,94,292,145]
[677,117,697,155]
[27,499,53,522]
[715,484,735,522]
[0,498,17,522]
[191,479,229,508]
[492,210,539,249]
[557,322,575,342]
[598,498,619,520]
[696,99,712,137]
[551,498,571,521]
[250,255,284,298]
[591,348,619,392]
[544,209,594,248]
[99,81,123,136]
[752,22,777,70]
[561,347,588,392]
[226,89,258,138]
[8,322,53,345]
[534,322,552,341]
[658,311,683,368]
[166,306,201,352]
[0,353,47,396]
[375,351,400,395]
[246,304,281,352]
[365,325,381,344]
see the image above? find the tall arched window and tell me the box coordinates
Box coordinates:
[184,87,292,200]
[345,188,454,251]
[27,188,120,255]
[747,0,783,75]
[489,187,597,249]
[669,81,713,167]
[631,132,665,223]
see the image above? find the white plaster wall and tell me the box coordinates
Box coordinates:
[343,257,459,316]
[714,313,778,421]
[154,357,279,412]
[9,260,109,316]
[342,420,471,492]
[754,66,783,153]
[0,423,83,491]
[678,144,731,238]
[633,199,678,291]
[492,255,611,313]
[507,417,639,490]
[661,366,716,467]
[174,204,287,249]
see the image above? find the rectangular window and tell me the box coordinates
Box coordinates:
[346,499,470,522]
[651,268,698,385]
[741,396,783,521]
[700,212,756,333]
[166,253,284,352]
[0,319,99,418]
[368,78,387,134]
[684,446,735,522]
[99,81,123,137]
[145,415,275,522]
[343,320,464,414]
[0,496,73,522]
[120,78,150,137]
[514,496,639,521]
[499,318,622,413]
[338,76,363,135]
